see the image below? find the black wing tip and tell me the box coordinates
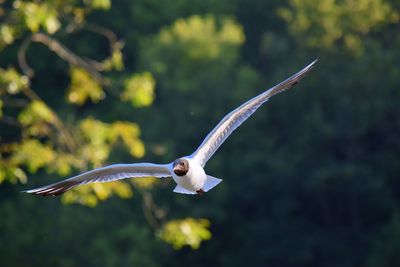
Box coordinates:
[22,189,64,196]
[22,180,79,197]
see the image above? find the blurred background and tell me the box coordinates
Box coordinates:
[0,0,399,266]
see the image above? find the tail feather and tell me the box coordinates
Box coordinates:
[203,175,222,192]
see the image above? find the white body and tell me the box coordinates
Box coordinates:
[170,157,206,192]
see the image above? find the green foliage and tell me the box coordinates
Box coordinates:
[11,139,56,173]
[67,67,104,105]
[79,118,145,165]
[16,1,61,34]
[158,218,211,249]
[0,24,16,46]
[121,72,156,107]
[0,67,29,94]
[157,15,244,60]
[101,41,124,71]
[86,0,112,10]
[142,15,245,77]
[62,181,133,207]
[278,0,399,54]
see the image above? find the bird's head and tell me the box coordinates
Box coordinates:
[172,158,189,176]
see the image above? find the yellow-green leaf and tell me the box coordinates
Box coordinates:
[67,67,104,105]
[62,181,132,207]
[110,121,145,158]
[0,24,16,45]
[0,68,30,94]
[18,2,60,34]
[121,72,155,108]
[158,218,212,249]
[85,0,111,10]
[11,139,56,173]
[102,45,124,71]
[18,100,55,126]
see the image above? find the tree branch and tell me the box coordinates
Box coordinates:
[141,191,167,230]
[0,115,21,128]
[85,23,118,49]
[30,32,103,82]
[18,36,34,78]
[21,86,78,152]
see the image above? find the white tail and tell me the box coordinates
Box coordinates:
[203,175,222,192]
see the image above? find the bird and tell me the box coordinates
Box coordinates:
[23,60,317,196]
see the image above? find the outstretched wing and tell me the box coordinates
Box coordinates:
[191,60,317,167]
[23,163,171,196]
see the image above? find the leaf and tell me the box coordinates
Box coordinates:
[10,139,56,173]
[156,15,245,60]
[61,181,133,207]
[131,177,157,189]
[85,0,111,10]
[0,24,16,46]
[44,12,61,34]
[158,218,212,249]
[18,100,55,126]
[0,68,30,94]
[50,153,82,176]
[102,43,124,71]
[278,0,399,53]
[67,67,104,105]
[18,2,60,34]
[78,118,112,166]
[110,121,145,158]
[121,72,156,108]
[0,160,27,184]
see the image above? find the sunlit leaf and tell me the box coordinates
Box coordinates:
[110,121,145,158]
[18,100,56,137]
[44,13,61,34]
[11,139,56,173]
[158,218,212,249]
[102,43,124,71]
[0,24,16,46]
[0,68,29,94]
[121,72,155,108]
[131,177,157,189]
[78,118,146,167]
[156,15,244,60]
[278,0,399,53]
[62,181,133,207]
[79,118,111,166]
[17,2,60,34]
[67,67,104,105]
[79,118,110,146]
[0,159,27,184]
[85,0,111,10]
[18,100,55,125]
[50,153,82,176]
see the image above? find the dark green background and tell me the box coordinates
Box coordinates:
[1,0,400,266]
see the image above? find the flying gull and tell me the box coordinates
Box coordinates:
[24,60,317,196]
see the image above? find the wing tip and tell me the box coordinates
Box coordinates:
[306,59,318,70]
[21,188,64,196]
[299,59,318,75]
[22,180,79,196]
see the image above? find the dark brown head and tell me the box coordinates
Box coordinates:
[173,158,189,176]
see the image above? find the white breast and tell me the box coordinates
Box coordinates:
[171,157,207,192]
